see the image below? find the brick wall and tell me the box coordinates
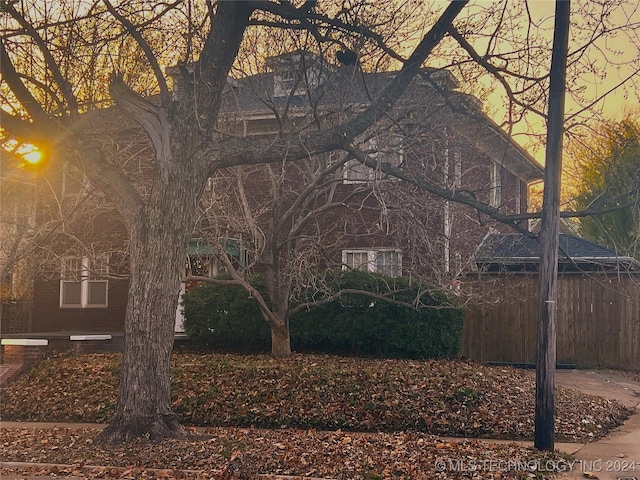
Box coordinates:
[2,343,49,366]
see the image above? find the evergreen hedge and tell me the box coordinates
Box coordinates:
[182,275,271,352]
[182,271,463,359]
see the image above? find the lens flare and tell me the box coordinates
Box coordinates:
[23,150,43,165]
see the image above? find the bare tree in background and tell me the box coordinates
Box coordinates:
[189,52,523,357]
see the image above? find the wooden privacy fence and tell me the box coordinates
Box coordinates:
[462,273,640,370]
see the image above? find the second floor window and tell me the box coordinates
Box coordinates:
[490,161,502,208]
[344,135,404,184]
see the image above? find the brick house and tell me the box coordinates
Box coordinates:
[1,51,543,336]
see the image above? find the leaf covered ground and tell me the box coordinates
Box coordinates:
[1,426,565,479]
[0,352,634,479]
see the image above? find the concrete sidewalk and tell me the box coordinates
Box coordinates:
[551,369,640,480]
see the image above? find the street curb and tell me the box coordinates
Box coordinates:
[0,422,107,430]
[0,461,335,479]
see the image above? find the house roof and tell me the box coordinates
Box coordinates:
[167,52,543,183]
[475,233,640,272]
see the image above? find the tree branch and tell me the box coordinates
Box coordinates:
[447,26,545,119]
[109,76,172,183]
[102,0,172,107]
[208,1,469,173]
[0,38,49,121]
[0,110,50,143]
[3,2,79,114]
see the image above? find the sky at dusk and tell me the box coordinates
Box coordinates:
[434,0,640,164]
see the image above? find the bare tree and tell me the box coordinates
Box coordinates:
[2,0,639,448]
[188,56,518,357]
[1,0,468,442]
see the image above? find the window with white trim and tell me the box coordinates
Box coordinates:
[60,256,109,308]
[62,162,89,197]
[489,161,502,208]
[342,249,402,277]
[344,135,404,184]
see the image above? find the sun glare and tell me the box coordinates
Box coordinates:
[22,149,43,165]
[13,143,44,166]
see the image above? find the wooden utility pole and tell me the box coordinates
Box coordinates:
[535,0,571,451]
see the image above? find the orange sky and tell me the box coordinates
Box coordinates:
[437,0,640,165]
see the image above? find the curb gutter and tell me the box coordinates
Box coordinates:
[0,461,335,480]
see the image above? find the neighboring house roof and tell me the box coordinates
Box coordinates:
[475,233,640,272]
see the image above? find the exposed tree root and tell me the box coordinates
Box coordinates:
[95,413,186,445]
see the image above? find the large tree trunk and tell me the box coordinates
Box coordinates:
[97,181,199,444]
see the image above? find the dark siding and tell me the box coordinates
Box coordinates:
[32,278,128,333]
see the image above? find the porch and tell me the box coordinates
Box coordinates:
[0,332,189,386]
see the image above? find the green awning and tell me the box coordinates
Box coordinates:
[188,238,246,267]
[187,238,216,255]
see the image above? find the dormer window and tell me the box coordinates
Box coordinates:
[418,69,459,90]
[266,51,325,98]
[276,66,301,97]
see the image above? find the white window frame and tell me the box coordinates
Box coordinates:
[273,61,323,98]
[342,249,402,277]
[60,256,109,308]
[342,250,371,271]
[490,161,502,208]
[343,135,404,184]
[62,161,90,197]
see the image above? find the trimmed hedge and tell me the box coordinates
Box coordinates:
[182,275,271,352]
[183,271,463,358]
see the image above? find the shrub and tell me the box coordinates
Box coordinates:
[182,276,271,352]
[182,271,463,358]
[290,270,463,358]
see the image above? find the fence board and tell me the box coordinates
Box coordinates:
[462,273,640,370]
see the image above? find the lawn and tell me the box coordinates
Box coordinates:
[0,350,633,479]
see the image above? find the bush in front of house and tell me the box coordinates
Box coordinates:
[290,270,463,359]
[182,271,463,358]
[182,275,271,352]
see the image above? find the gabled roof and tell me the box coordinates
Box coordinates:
[475,233,640,272]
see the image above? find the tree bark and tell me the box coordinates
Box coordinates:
[534,0,570,452]
[96,176,201,444]
[265,259,293,357]
[270,319,292,358]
